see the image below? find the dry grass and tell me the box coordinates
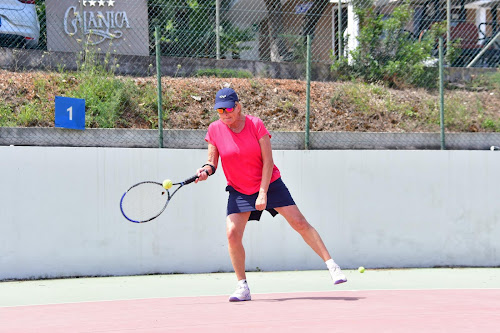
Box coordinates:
[1,70,500,132]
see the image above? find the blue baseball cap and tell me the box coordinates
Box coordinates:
[214,88,239,109]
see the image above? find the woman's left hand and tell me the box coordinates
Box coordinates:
[255,191,267,211]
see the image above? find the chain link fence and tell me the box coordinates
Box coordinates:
[0,0,499,149]
[5,1,500,66]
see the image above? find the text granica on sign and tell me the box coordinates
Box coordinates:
[64,6,131,44]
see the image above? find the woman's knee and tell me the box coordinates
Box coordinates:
[226,213,248,245]
[289,216,311,232]
[226,224,243,244]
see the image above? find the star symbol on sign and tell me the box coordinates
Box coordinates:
[81,0,87,6]
[98,0,105,6]
[88,0,96,6]
[107,0,115,6]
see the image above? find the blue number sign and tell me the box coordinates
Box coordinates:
[55,96,85,130]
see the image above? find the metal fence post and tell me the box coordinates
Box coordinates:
[338,0,343,59]
[216,0,221,60]
[305,35,311,150]
[439,37,445,150]
[467,31,500,68]
[155,26,163,148]
[446,0,451,62]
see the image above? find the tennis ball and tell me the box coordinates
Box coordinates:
[162,179,173,189]
[358,266,365,273]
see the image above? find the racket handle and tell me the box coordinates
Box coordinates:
[182,174,199,185]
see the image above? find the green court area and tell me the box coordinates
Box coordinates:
[1,268,499,307]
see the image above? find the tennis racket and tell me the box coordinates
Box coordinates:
[120,174,198,223]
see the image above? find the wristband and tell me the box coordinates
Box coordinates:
[202,163,216,176]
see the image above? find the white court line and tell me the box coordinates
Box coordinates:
[2,287,500,308]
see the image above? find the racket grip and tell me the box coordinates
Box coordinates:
[182,174,199,185]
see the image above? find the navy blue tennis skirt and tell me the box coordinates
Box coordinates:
[226,177,296,221]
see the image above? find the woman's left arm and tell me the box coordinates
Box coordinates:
[255,135,274,211]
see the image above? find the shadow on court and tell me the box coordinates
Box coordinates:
[255,296,364,302]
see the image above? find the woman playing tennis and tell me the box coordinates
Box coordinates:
[195,88,347,302]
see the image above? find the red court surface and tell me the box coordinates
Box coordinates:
[2,289,499,332]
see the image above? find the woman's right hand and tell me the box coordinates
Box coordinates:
[195,168,209,183]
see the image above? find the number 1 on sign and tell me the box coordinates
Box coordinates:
[67,106,73,120]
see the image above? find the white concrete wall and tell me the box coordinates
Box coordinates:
[1,146,499,280]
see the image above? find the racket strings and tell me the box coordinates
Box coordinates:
[121,183,169,222]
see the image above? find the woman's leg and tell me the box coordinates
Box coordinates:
[226,211,251,281]
[275,205,347,284]
[274,205,331,261]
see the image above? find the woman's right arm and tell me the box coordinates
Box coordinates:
[195,143,219,183]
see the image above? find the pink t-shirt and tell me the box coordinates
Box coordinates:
[205,115,281,195]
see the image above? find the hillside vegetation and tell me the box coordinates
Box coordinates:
[1,69,499,133]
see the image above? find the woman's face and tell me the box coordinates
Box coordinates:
[218,103,240,126]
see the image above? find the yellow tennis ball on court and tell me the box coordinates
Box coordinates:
[358,266,365,273]
[162,179,173,189]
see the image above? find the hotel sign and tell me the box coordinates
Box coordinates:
[46,0,149,56]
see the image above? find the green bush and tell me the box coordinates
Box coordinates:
[331,1,447,88]
[194,68,253,78]
[0,103,16,127]
[35,0,47,50]
[482,118,500,132]
[149,0,254,58]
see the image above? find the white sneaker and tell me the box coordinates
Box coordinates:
[329,265,347,285]
[229,282,251,302]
